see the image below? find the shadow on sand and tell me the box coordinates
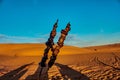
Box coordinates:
[25,65,48,80]
[55,63,90,80]
[0,62,34,80]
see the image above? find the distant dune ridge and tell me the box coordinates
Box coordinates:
[0,43,91,56]
[0,43,120,80]
[0,43,120,56]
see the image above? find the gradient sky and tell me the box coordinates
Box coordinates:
[0,0,120,47]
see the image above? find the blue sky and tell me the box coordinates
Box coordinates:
[0,0,120,47]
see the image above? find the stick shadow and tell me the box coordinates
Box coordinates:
[55,63,90,80]
[0,62,34,80]
[25,65,48,80]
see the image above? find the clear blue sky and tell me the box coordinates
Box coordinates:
[0,0,120,47]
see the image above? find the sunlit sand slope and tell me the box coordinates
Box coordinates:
[0,43,120,80]
[0,44,91,56]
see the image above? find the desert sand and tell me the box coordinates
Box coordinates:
[0,43,120,80]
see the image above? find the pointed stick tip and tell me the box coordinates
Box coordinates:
[67,22,71,26]
[56,19,59,23]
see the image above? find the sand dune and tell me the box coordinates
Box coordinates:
[0,43,120,80]
[0,43,119,56]
[0,44,92,56]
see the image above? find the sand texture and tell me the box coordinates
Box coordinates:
[0,43,120,80]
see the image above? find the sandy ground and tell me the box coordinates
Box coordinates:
[0,43,120,80]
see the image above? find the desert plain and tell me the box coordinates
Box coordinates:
[0,43,120,80]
